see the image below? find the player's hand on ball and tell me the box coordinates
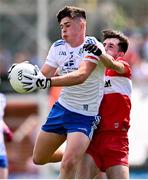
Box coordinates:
[83,44,102,56]
[22,66,51,91]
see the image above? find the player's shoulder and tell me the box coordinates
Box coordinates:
[53,39,65,47]
[85,36,100,45]
[85,36,103,46]
[107,57,132,77]
[117,57,131,67]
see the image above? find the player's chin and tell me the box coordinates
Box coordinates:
[62,35,68,41]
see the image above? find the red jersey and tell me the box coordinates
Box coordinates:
[98,57,132,132]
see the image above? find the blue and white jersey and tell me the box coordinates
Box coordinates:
[46,36,105,116]
[0,93,7,156]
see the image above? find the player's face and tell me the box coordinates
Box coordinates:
[103,38,121,59]
[59,17,83,44]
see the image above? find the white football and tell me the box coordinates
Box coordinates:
[9,62,37,94]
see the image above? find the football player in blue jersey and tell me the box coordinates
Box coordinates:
[10,6,106,179]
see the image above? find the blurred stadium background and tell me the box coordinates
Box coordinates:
[0,0,148,179]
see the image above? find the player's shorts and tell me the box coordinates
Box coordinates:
[87,131,129,171]
[0,155,8,168]
[42,102,100,140]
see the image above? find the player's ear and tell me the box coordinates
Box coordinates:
[80,19,86,31]
[80,21,84,30]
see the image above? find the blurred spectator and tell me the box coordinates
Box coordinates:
[0,92,13,179]
[142,27,148,62]
[12,114,40,174]
[123,30,148,83]
[13,50,41,68]
[13,51,30,64]
[0,47,12,76]
[124,33,142,81]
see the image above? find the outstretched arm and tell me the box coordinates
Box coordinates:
[21,60,96,91]
[99,53,125,73]
[83,44,126,74]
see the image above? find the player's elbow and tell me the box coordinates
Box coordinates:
[33,156,47,165]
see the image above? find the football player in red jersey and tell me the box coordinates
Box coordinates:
[76,29,132,179]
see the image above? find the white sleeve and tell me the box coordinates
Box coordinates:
[83,54,99,64]
[45,43,59,68]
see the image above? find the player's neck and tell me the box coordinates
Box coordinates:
[69,35,85,48]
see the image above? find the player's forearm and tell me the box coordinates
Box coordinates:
[51,71,86,86]
[99,53,115,67]
[41,64,57,78]
[100,53,125,73]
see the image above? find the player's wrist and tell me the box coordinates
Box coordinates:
[46,78,52,88]
[95,48,102,56]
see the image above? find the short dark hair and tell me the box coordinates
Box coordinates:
[102,29,129,53]
[57,6,86,23]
